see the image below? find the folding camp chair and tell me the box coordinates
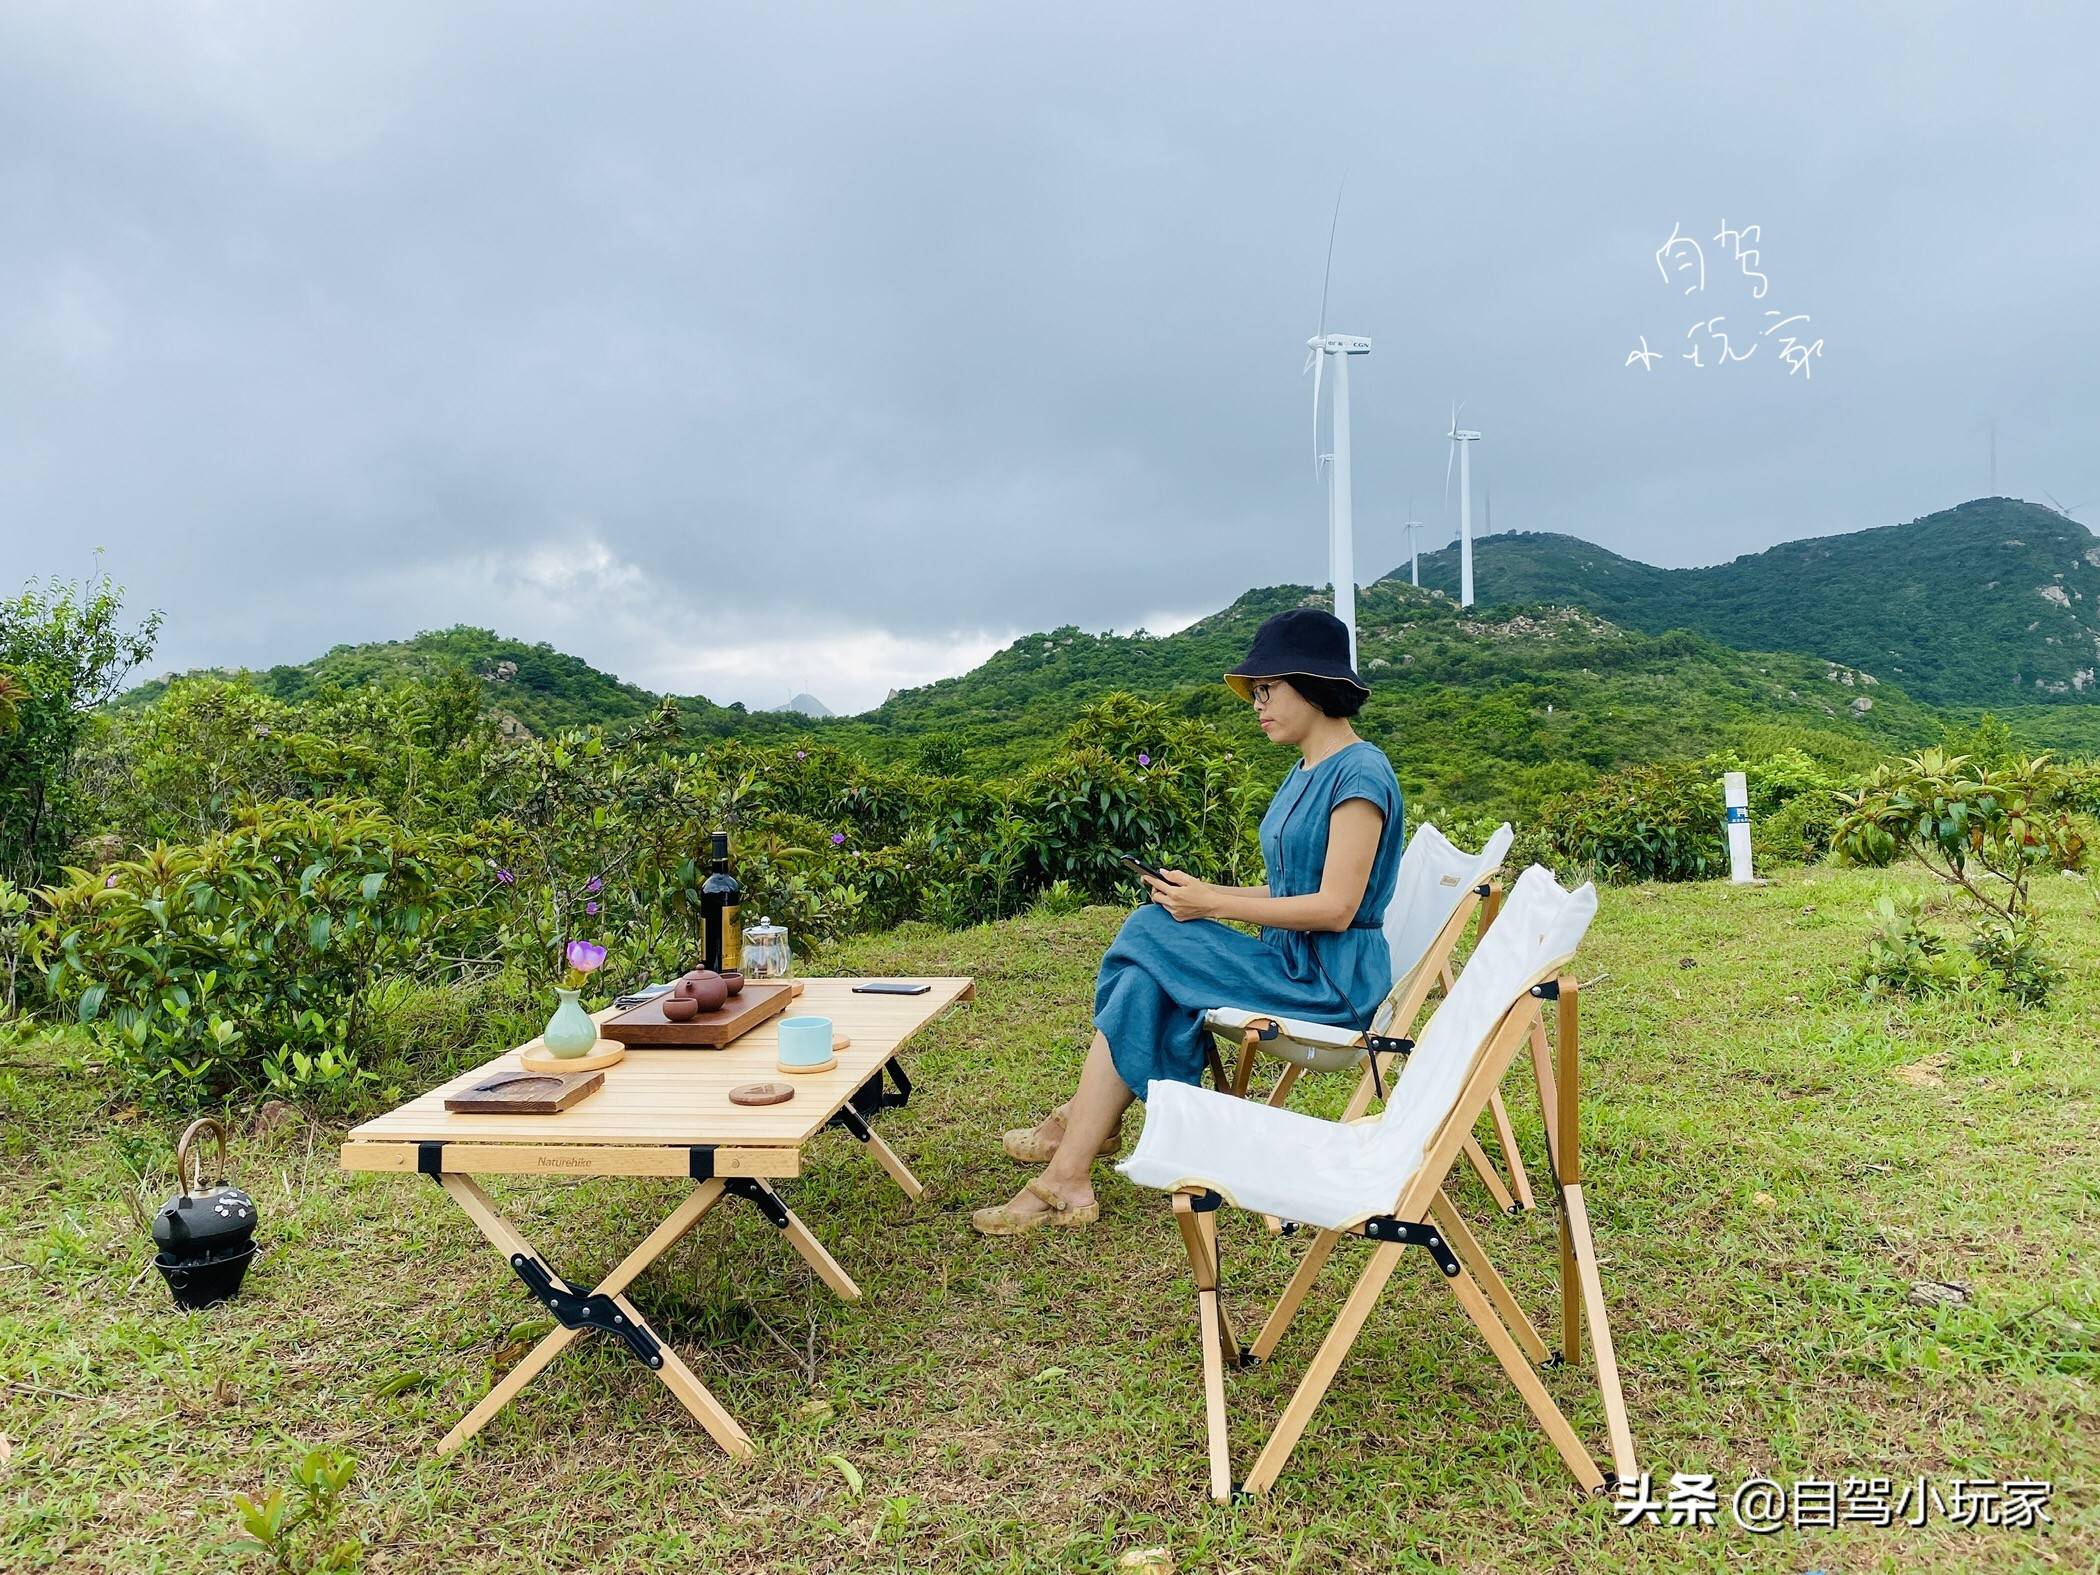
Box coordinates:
[1198,823,1539,1214]
[1121,865,1635,1502]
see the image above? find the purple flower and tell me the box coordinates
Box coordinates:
[564,939,607,975]
[585,875,602,894]
[830,832,846,846]
[104,873,118,888]
[795,749,807,759]
[585,901,599,915]
[1137,752,1151,767]
[496,868,514,885]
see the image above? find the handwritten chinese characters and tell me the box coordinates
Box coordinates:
[1628,221,1823,379]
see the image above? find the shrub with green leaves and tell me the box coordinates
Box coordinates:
[1854,893,1962,999]
[37,798,484,1104]
[1538,761,1726,882]
[231,1445,361,1573]
[1752,789,1846,866]
[1834,749,2088,1003]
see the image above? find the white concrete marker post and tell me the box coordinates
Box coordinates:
[1723,771,1754,884]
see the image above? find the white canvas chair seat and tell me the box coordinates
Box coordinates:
[1118,865,1636,1502]
[1118,1088,1412,1232]
[1199,1007,1363,1064]
[1199,822,1514,1078]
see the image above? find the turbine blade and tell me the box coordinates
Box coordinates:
[1444,437,1455,500]
[1311,348,1325,478]
[1317,178,1343,342]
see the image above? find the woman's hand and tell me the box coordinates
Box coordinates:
[1146,869,1222,922]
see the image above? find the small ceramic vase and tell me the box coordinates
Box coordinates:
[541,987,598,1057]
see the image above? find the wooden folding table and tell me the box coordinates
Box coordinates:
[341,976,974,1458]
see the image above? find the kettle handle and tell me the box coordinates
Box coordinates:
[175,1117,229,1197]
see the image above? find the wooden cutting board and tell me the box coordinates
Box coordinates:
[602,980,795,1048]
[444,1069,604,1114]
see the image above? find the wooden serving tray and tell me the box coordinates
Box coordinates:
[445,1069,604,1113]
[602,980,795,1048]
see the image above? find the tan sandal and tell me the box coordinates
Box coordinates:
[970,1176,1102,1236]
[1001,1102,1124,1164]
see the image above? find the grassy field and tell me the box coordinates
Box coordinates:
[2,864,2095,1572]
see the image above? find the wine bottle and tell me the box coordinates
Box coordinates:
[700,832,742,972]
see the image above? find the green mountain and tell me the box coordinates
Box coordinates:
[122,626,818,741]
[863,581,1946,814]
[1391,498,2100,711]
[123,498,2100,821]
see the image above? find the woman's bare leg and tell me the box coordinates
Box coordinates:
[998,1030,1134,1219]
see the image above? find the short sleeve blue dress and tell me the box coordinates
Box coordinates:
[1094,740,1406,1098]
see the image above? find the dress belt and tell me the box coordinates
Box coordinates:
[1347,916,1382,930]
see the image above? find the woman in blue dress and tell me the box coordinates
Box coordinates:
[973,607,1405,1235]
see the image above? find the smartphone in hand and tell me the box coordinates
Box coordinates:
[1119,852,1170,883]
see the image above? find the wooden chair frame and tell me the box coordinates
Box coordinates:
[1170,974,1635,1502]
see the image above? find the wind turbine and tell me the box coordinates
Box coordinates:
[1444,401,1481,607]
[2043,490,2091,520]
[1305,188,1371,665]
[1403,499,1423,587]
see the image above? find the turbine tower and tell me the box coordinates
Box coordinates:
[1445,401,1481,608]
[1403,500,1423,587]
[1306,188,1370,665]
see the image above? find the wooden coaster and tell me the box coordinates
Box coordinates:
[520,1039,627,1073]
[729,1081,795,1107]
[777,1054,837,1076]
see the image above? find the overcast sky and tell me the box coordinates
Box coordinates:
[4,3,2096,712]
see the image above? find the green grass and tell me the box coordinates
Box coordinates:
[3,865,2096,1572]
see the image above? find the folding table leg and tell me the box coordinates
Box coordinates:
[828,1101,925,1202]
[774,1203,864,1302]
[858,1126,925,1201]
[432,1175,755,1459]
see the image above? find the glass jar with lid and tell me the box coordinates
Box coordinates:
[742,915,792,980]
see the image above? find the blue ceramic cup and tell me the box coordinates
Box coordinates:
[776,1015,834,1068]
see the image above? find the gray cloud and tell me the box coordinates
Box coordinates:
[3,2,2095,712]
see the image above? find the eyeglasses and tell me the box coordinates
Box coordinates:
[1250,682,1274,706]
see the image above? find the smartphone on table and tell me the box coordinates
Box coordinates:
[852,980,932,995]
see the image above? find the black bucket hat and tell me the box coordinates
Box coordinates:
[1223,607,1368,701]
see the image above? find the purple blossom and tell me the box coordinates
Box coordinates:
[1137,752,1151,768]
[830,831,846,846]
[495,868,515,885]
[104,873,118,888]
[585,901,599,915]
[585,875,602,894]
[795,749,807,759]
[564,939,607,975]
